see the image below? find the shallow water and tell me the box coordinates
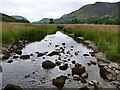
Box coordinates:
[1,31,116,89]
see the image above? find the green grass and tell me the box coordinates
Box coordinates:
[2,23,119,62]
[2,22,57,45]
[60,24,119,62]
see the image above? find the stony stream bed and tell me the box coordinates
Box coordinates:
[0,31,119,90]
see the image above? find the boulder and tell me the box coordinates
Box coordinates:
[72,66,86,76]
[42,60,56,69]
[20,55,30,59]
[52,75,67,88]
[59,64,68,70]
[99,66,117,81]
[4,84,22,90]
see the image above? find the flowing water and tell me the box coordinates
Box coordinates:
[0,31,116,89]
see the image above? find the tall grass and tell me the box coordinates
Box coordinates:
[2,22,57,45]
[2,23,119,62]
[61,24,119,62]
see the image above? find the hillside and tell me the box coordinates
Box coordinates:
[0,13,30,23]
[32,18,55,24]
[55,2,119,24]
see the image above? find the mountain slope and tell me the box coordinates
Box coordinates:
[0,13,30,23]
[32,18,55,24]
[55,2,119,24]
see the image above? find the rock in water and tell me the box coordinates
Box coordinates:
[4,84,22,90]
[79,86,90,90]
[59,64,68,70]
[72,66,86,76]
[20,55,30,59]
[100,66,117,81]
[52,75,67,88]
[15,50,22,55]
[47,51,60,56]
[90,60,97,65]
[0,65,3,73]
[42,60,56,69]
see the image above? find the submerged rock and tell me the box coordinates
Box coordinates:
[72,66,86,76]
[52,75,67,88]
[20,55,30,59]
[100,66,117,81]
[42,60,56,69]
[3,84,22,90]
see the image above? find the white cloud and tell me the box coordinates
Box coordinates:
[0,0,119,22]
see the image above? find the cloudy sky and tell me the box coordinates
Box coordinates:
[0,0,119,22]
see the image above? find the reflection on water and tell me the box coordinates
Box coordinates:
[1,31,115,88]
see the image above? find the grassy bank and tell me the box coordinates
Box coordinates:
[2,22,57,45]
[60,24,119,62]
[2,23,119,62]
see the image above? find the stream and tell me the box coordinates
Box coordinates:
[0,31,117,89]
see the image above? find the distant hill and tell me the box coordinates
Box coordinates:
[32,18,55,24]
[12,15,28,20]
[55,2,119,24]
[0,13,30,23]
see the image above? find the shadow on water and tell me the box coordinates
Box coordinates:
[1,31,116,89]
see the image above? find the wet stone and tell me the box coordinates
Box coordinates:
[59,64,68,70]
[15,50,22,55]
[72,66,86,76]
[83,54,89,57]
[0,65,3,73]
[81,79,87,83]
[52,75,67,88]
[42,60,56,69]
[20,55,30,59]
[7,60,13,63]
[13,56,19,59]
[71,60,76,64]
[3,84,22,90]
[90,60,97,65]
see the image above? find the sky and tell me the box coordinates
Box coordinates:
[0,0,119,22]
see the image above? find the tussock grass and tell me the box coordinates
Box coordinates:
[2,22,57,44]
[61,24,119,62]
